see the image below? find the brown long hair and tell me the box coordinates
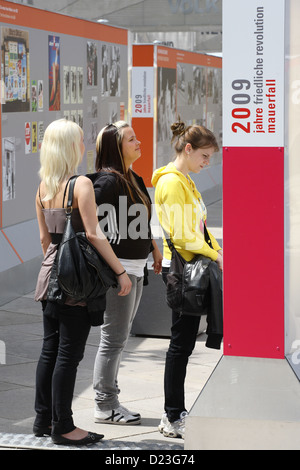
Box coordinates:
[95,121,151,217]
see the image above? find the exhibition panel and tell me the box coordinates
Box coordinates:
[0,1,128,303]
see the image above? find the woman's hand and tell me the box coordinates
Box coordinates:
[151,240,163,274]
[117,272,132,296]
[216,252,223,271]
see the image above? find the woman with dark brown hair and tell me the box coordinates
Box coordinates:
[152,119,223,439]
[88,121,162,425]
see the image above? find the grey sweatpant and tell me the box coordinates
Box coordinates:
[93,274,143,411]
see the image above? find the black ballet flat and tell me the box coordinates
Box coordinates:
[33,425,52,437]
[51,431,104,446]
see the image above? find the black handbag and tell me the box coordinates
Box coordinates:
[164,225,214,316]
[48,176,118,305]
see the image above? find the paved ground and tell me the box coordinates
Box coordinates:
[0,200,223,450]
[0,291,222,450]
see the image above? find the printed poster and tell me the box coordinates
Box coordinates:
[38,121,44,150]
[48,35,60,110]
[87,41,97,87]
[2,137,16,201]
[25,121,31,154]
[31,80,37,111]
[38,80,43,111]
[32,121,37,153]
[63,66,70,104]
[1,28,30,112]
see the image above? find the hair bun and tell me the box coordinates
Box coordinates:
[171,120,186,138]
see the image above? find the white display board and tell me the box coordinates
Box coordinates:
[223,0,285,147]
[131,67,154,118]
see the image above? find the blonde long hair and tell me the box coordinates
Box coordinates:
[39,119,83,201]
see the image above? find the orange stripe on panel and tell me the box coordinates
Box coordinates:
[1,229,24,263]
[132,117,154,187]
[156,46,222,69]
[132,45,154,67]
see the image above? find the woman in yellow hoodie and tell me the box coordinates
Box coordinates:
[152,119,222,439]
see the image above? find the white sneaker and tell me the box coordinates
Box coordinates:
[118,404,141,419]
[158,412,169,433]
[94,405,141,425]
[162,411,188,438]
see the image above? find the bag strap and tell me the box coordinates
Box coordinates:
[203,223,213,248]
[161,222,213,252]
[63,175,79,213]
[160,226,174,251]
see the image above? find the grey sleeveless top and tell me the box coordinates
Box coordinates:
[35,203,85,304]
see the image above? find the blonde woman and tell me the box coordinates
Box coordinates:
[34,119,131,446]
[89,122,162,425]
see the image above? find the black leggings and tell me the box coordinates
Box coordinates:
[162,267,200,423]
[34,302,91,435]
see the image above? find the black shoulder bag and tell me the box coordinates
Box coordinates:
[164,224,214,316]
[47,176,118,320]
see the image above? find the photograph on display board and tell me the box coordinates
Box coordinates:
[101,45,109,95]
[77,67,83,103]
[31,80,37,112]
[206,67,222,144]
[78,109,83,128]
[63,66,70,104]
[87,41,97,87]
[38,80,43,111]
[91,122,97,144]
[191,66,206,105]
[177,63,206,108]
[101,44,120,97]
[176,63,222,141]
[207,68,221,104]
[70,66,77,104]
[38,122,44,150]
[177,64,186,101]
[1,28,30,113]
[157,67,176,142]
[2,137,16,201]
[48,35,60,111]
[110,45,120,96]
[91,96,98,118]
[70,109,77,123]
[32,121,37,153]
[108,102,118,123]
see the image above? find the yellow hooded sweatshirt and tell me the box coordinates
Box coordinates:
[151,162,221,262]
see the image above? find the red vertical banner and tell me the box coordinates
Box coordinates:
[223,0,285,358]
[223,147,285,358]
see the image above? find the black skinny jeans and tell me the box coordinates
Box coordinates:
[162,267,200,423]
[34,302,91,435]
